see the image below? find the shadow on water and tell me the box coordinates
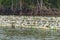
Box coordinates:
[0,27,60,40]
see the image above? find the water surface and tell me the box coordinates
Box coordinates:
[0,28,60,40]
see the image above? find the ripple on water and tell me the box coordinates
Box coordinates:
[0,28,60,40]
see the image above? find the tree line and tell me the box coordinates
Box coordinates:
[0,0,60,16]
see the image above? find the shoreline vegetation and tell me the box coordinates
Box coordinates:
[0,8,60,16]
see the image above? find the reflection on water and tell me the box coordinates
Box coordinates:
[0,27,60,40]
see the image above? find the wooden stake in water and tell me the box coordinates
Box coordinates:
[11,21,15,28]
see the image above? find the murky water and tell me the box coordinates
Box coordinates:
[0,28,60,40]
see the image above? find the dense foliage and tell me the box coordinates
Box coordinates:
[0,0,60,9]
[0,0,60,15]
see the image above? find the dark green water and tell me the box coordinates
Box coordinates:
[0,28,60,40]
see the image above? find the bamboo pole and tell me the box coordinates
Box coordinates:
[40,0,43,9]
[34,0,40,15]
[11,0,13,11]
[20,0,23,15]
